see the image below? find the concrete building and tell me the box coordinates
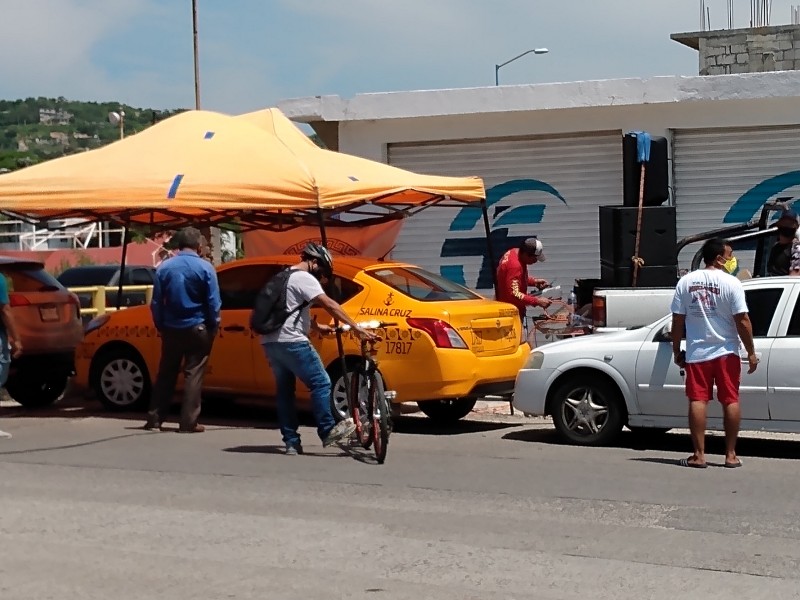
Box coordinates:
[279,27,800,294]
[38,108,73,126]
[672,24,800,75]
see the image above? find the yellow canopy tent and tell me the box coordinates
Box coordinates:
[0,108,499,305]
[0,108,485,230]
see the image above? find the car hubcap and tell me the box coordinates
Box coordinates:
[332,373,369,421]
[562,388,609,436]
[332,375,350,419]
[100,358,144,407]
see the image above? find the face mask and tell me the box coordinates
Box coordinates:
[309,262,330,281]
[778,226,797,238]
[721,256,738,274]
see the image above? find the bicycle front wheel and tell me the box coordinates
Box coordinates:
[349,370,372,449]
[368,373,390,464]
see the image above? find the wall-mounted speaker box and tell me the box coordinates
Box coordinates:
[623,134,670,207]
[599,205,677,268]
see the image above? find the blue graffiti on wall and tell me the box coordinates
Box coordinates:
[440,179,567,288]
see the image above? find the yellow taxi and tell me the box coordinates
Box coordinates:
[73,256,529,423]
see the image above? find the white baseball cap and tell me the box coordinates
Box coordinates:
[522,237,546,262]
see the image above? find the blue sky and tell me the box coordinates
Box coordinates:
[1,1,798,113]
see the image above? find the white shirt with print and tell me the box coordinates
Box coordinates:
[262,270,324,344]
[670,268,748,363]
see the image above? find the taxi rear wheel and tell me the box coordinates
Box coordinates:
[417,399,476,423]
[93,349,151,411]
[329,363,357,422]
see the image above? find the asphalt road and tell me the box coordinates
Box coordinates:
[2,397,800,600]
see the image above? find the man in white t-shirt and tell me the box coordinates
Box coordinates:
[261,243,377,455]
[670,238,758,469]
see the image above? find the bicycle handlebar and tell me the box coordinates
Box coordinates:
[332,320,398,333]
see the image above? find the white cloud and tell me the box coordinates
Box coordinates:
[0,0,161,100]
[1,0,799,112]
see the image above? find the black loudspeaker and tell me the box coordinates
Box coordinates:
[600,263,679,287]
[623,134,669,207]
[599,205,678,268]
[575,278,602,307]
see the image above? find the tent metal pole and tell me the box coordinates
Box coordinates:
[480,198,498,296]
[316,207,329,246]
[116,222,130,310]
[480,198,510,413]
[317,208,350,413]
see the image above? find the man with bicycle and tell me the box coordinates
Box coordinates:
[261,243,377,455]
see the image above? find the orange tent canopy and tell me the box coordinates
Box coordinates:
[0,108,485,229]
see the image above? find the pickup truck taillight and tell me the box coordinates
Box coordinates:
[592,295,606,328]
[406,318,468,349]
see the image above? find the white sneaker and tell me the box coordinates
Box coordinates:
[322,418,356,447]
[0,429,12,439]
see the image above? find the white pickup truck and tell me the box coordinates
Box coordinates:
[591,287,675,331]
[588,204,783,332]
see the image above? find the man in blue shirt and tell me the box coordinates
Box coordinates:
[144,227,221,433]
[0,273,22,439]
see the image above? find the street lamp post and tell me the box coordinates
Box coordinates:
[495,48,549,86]
[108,109,125,140]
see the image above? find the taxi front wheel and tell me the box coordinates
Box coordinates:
[93,349,151,411]
[417,399,476,423]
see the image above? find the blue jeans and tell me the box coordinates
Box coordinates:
[0,330,9,387]
[262,341,335,446]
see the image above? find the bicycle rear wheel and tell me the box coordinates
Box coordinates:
[368,373,390,464]
[348,370,372,449]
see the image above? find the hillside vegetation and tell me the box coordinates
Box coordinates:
[0,97,181,171]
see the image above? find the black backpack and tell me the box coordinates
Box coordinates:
[250,268,309,335]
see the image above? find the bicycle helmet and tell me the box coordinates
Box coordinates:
[301,242,333,275]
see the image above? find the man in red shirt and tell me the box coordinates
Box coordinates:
[496,238,552,320]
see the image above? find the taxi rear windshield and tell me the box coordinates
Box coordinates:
[367,267,480,302]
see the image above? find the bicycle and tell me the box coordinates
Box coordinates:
[526,300,592,347]
[330,320,397,464]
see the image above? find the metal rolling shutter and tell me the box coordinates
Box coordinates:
[673,125,800,271]
[387,132,623,294]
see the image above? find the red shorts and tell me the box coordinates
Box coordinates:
[685,353,741,405]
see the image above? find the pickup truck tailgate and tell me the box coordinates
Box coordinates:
[593,287,674,329]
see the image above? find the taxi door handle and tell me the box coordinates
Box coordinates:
[223,325,246,332]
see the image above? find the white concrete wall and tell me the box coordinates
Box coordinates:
[279,72,800,160]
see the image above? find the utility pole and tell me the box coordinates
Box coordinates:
[192,0,201,110]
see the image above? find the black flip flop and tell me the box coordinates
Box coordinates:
[679,457,708,469]
[724,459,743,468]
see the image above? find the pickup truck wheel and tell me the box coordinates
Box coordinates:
[417,399,476,423]
[93,349,150,411]
[551,378,624,446]
[6,373,68,408]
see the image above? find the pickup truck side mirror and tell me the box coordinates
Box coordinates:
[654,322,672,343]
